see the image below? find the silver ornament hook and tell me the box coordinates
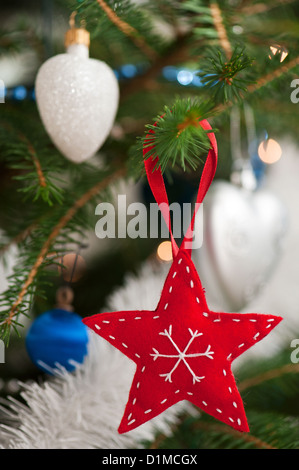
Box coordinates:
[230,103,258,191]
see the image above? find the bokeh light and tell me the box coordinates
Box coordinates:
[157,241,173,262]
[258,138,282,164]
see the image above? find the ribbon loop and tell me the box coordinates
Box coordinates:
[143,118,218,258]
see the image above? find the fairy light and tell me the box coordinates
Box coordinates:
[4,65,205,102]
[177,69,194,86]
[258,138,282,164]
[269,44,288,63]
[157,241,173,262]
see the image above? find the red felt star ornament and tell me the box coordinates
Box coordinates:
[83,118,282,434]
[83,248,282,434]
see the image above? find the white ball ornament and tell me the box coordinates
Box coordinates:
[35,16,119,164]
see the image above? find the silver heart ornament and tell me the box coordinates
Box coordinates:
[193,180,287,312]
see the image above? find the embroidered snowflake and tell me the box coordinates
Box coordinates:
[150,325,214,384]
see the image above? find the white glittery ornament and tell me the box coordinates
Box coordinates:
[193,179,287,312]
[35,23,119,164]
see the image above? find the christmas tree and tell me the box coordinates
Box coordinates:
[0,0,299,450]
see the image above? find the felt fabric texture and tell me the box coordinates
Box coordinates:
[83,249,282,434]
[82,118,282,434]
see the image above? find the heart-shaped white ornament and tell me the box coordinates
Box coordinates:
[192,180,287,312]
[35,43,119,163]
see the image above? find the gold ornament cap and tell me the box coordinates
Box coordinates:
[64,12,90,48]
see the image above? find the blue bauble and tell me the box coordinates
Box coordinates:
[26,308,89,374]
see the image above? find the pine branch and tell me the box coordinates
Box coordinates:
[129,98,214,176]
[0,120,64,206]
[75,0,164,65]
[210,1,232,59]
[189,419,276,449]
[0,167,126,342]
[0,23,41,56]
[14,133,46,189]
[247,54,299,94]
[215,54,299,115]
[179,1,219,46]
[145,0,182,36]
[239,0,297,16]
[239,363,299,392]
[95,0,157,61]
[197,47,255,104]
[0,121,46,187]
[120,31,193,101]
[0,221,38,256]
[150,410,281,449]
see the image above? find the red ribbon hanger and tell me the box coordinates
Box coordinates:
[143,118,218,258]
